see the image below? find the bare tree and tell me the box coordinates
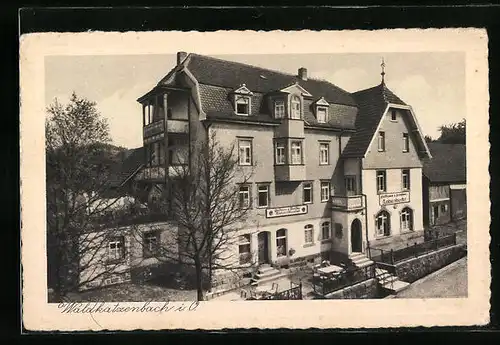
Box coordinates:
[45,92,137,301]
[133,131,257,301]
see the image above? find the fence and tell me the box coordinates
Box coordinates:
[369,233,457,265]
[312,264,376,296]
[259,282,303,300]
[245,281,303,300]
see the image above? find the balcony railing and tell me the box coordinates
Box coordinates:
[330,195,364,211]
[136,166,166,181]
[143,120,165,138]
[167,119,189,134]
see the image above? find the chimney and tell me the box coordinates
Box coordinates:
[298,67,308,81]
[177,51,188,65]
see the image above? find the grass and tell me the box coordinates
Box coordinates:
[64,282,197,302]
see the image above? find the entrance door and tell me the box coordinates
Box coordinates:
[351,219,363,253]
[258,232,269,264]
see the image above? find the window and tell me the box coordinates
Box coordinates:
[376,170,387,193]
[378,131,386,151]
[319,142,329,165]
[276,229,287,257]
[401,208,413,232]
[304,224,314,245]
[320,181,331,202]
[441,203,448,213]
[257,184,269,208]
[321,222,331,240]
[317,107,327,123]
[239,185,251,208]
[291,141,303,164]
[391,109,397,121]
[274,100,285,119]
[402,169,410,190]
[303,182,313,204]
[143,231,159,258]
[239,234,251,264]
[275,142,286,165]
[235,96,250,115]
[432,205,440,225]
[290,95,301,119]
[108,236,125,262]
[376,211,391,237]
[238,139,252,165]
[403,133,409,152]
[345,176,357,195]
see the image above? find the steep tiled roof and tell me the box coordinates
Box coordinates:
[185,53,357,106]
[107,147,144,188]
[341,83,407,157]
[423,143,466,183]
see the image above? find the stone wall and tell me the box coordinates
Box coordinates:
[322,278,379,299]
[395,244,466,283]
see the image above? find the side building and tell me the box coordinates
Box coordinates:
[422,142,467,227]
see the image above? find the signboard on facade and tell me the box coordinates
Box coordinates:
[266,205,308,218]
[379,191,410,206]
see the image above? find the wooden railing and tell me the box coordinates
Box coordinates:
[255,281,303,300]
[312,264,376,296]
[143,120,164,138]
[369,233,457,265]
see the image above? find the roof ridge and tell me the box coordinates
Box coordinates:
[188,53,352,93]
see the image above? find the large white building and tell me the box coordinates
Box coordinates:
[81,52,433,290]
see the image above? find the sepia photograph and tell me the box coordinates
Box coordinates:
[20,29,489,330]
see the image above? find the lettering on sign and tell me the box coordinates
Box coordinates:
[379,191,410,206]
[266,205,308,218]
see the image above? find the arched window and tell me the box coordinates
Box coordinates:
[276,229,287,257]
[376,210,391,237]
[401,207,414,232]
[290,95,301,119]
[304,224,314,245]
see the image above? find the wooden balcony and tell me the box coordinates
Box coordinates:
[135,166,166,181]
[143,120,165,138]
[330,195,364,211]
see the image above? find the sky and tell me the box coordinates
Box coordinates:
[45,52,465,149]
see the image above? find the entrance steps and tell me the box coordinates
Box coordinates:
[349,252,375,268]
[250,264,286,286]
[375,267,410,293]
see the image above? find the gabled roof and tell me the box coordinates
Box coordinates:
[180,53,357,106]
[341,82,430,158]
[423,143,466,183]
[106,147,144,189]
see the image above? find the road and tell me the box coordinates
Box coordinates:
[394,257,467,299]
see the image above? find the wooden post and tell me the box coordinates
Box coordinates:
[390,249,394,265]
[454,232,457,245]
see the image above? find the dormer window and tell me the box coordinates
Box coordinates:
[317,107,328,123]
[290,95,301,119]
[315,97,330,123]
[232,84,253,116]
[274,100,285,119]
[235,96,250,116]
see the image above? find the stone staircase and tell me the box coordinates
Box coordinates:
[349,252,375,268]
[250,264,286,286]
[375,267,410,294]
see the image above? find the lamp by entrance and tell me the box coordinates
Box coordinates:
[351,219,363,253]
